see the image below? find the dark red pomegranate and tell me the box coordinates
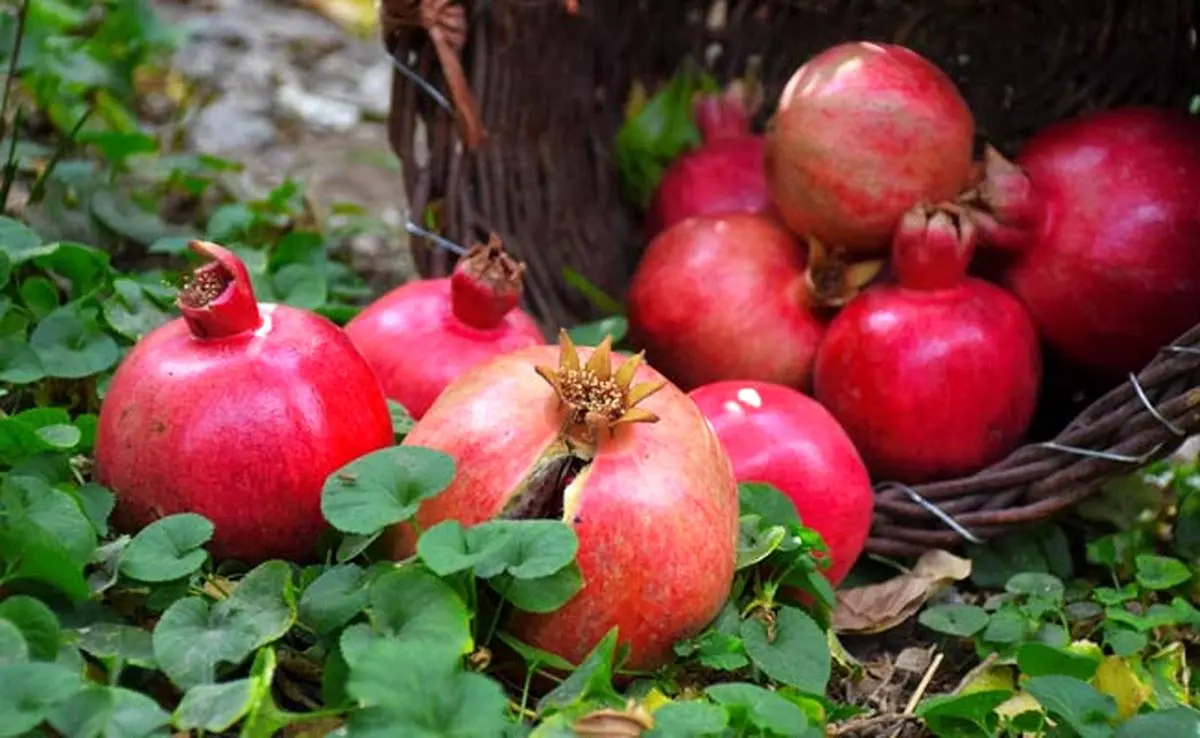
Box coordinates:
[344,234,545,419]
[626,213,881,392]
[644,80,772,239]
[689,380,874,586]
[813,205,1042,483]
[94,241,394,563]
[965,106,1200,377]
[765,41,975,255]
[391,331,739,670]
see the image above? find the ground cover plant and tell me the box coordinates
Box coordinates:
[1,2,1198,736]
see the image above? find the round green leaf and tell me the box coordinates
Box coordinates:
[1016,642,1101,680]
[29,305,121,379]
[320,446,456,535]
[349,567,472,660]
[0,661,84,736]
[0,595,61,661]
[704,682,809,736]
[0,216,51,263]
[0,621,29,665]
[215,561,297,646]
[494,565,584,614]
[740,606,831,694]
[1134,554,1193,590]
[120,513,214,583]
[1005,572,1066,602]
[74,623,156,668]
[1114,707,1200,738]
[647,700,730,737]
[298,564,371,636]
[0,338,46,385]
[1024,675,1117,737]
[102,278,174,342]
[151,597,260,690]
[19,276,60,318]
[919,604,990,638]
[46,685,170,738]
[173,678,254,733]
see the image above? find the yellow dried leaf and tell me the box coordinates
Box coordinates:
[995,691,1041,720]
[960,665,1015,696]
[300,0,379,36]
[832,550,972,634]
[1094,656,1152,720]
[641,688,673,714]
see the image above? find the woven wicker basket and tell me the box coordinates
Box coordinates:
[380,0,1200,556]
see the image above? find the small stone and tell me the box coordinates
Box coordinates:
[895,646,933,674]
[188,97,277,154]
[276,82,362,133]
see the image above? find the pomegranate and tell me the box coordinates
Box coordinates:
[626,212,881,392]
[344,234,545,419]
[390,331,739,669]
[964,107,1200,377]
[644,80,772,239]
[813,204,1042,483]
[688,380,874,587]
[764,41,975,255]
[94,241,394,564]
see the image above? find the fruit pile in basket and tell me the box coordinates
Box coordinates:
[93,40,1200,672]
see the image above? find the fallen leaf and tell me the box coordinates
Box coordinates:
[995,691,1041,720]
[300,0,378,36]
[833,550,972,634]
[1093,655,1152,719]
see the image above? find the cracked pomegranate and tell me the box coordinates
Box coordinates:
[94,241,393,563]
[689,380,873,586]
[765,41,975,255]
[391,331,739,669]
[813,205,1042,483]
[964,107,1200,377]
[626,212,880,392]
[344,234,545,419]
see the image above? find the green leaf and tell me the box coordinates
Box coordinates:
[419,519,579,580]
[560,267,625,316]
[0,216,52,263]
[1,474,96,565]
[1114,707,1200,738]
[0,661,84,737]
[1024,675,1117,738]
[220,560,297,646]
[0,337,44,384]
[915,690,1012,738]
[1134,554,1192,590]
[705,682,809,736]
[1006,572,1066,602]
[45,686,170,738]
[567,316,628,347]
[918,604,990,638]
[0,521,90,601]
[493,565,583,613]
[646,700,730,737]
[0,621,28,665]
[33,242,112,298]
[173,677,254,732]
[29,304,121,378]
[345,567,472,661]
[19,276,59,318]
[119,513,213,582]
[102,278,174,342]
[1016,642,1101,680]
[968,525,1074,589]
[540,628,624,710]
[76,483,114,537]
[74,623,156,669]
[151,596,261,690]
[740,606,830,694]
[738,482,802,529]
[298,563,371,636]
[344,639,510,737]
[320,446,456,535]
[0,596,60,661]
[388,399,415,438]
[736,514,787,570]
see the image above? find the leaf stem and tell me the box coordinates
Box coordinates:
[0,0,29,141]
[28,104,95,205]
[0,107,20,209]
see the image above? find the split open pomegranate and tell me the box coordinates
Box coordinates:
[391,331,740,669]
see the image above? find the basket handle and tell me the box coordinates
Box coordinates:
[379,0,485,149]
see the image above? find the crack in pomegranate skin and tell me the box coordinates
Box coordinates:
[178,262,231,308]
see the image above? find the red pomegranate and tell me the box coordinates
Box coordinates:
[344,234,545,419]
[688,380,874,587]
[813,205,1042,483]
[644,80,772,239]
[94,241,394,563]
[765,41,975,255]
[965,107,1200,377]
[391,331,739,669]
[626,213,881,392]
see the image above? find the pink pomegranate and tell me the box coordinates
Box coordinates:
[689,380,874,586]
[391,331,739,669]
[965,106,1200,377]
[626,212,881,392]
[344,234,545,419]
[765,41,975,255]
[645,80,772,239]
[94,241,394,563]
[813,204,1042,483]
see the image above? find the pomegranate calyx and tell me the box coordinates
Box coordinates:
[972,145,1042,232]
[893,202,978,291]
[802,237,884,309]
[535,329,665,442]
[694,75,764,142]
[450,233,527,330]
[177,240,263,339]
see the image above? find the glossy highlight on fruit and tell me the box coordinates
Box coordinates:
[765,41,975,254]
[94,240,394,563]
[344,234,545,419]
[814,205,1042,483]
[392,331,740,669]
[689,380,874,586]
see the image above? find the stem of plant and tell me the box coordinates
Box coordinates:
[0,107,22,211]
[28,104,94,205]
[483,582,510,646]
[0,0,29,142]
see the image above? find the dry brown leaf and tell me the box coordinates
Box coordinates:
[832,550,972,635]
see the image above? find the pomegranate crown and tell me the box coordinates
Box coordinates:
[176,240,262,339]
[535,329,665,440]
[450,233,527,329]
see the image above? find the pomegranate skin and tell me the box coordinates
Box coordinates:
[95,246,394,564]
[990,107,1200,376]
[344,278,544,418]
[688,381,874,586]
[393,343,739,670]
[813,281,1041,484]
[626,213,826,391]
[646,135,770,240]
[765,41,974,253]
